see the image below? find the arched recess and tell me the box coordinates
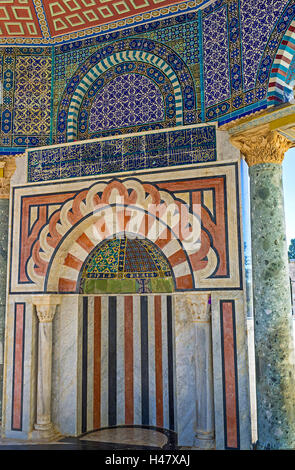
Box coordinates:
[46,205,193,293]
[66,51,184,141]
[78,234,175,294]
[56,38,197,143]
[26,179,204,293]
[77,64,176,140]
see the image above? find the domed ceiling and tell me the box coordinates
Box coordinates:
[0,0,207,45]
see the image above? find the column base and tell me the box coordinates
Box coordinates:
[195,431,215,449]
[31,423,62,442]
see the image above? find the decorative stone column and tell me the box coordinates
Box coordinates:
[231,125,295,449]
[31,295,61,441]
[190,293,215,449]
[0,156,16,417]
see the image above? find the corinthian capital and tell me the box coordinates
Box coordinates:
[230,124,293,167]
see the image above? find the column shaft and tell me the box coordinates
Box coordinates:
[36,322,53,428]
[32,296,61,441]
[250,163,295,449]
[230,125,295,449]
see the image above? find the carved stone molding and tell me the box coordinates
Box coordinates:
[32,295,61,323]
[230,124,293,167]
[0,155,18,199]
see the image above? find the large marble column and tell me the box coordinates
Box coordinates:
[231,125,295,449]
[190,294,215,449]
[0,156,16,417]
[31,295,61,441]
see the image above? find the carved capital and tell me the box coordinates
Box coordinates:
[0,155,18,199]
[187,293,211,323]
[32,295,61,323]
[230,125,293,167]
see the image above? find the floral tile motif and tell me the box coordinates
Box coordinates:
[202,3,230,108]
[2,3,295,151]
[52,12,201,143]
[240,0,290,92]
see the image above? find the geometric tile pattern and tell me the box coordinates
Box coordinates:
[0,0,206,44]
[13,56,52,136]
[0,0,42,38]
[203,4,230,107]
[43,0,188,37]
[0,47,52,149]
[65,48,184,141]
[80,237,172,279]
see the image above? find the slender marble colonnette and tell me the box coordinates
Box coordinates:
[231,125,295,450]
[31,295,61,441]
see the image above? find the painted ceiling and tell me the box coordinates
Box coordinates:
[0,0,208,44]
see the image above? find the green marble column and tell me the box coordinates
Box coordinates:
[0,198,9,418]
[250,163,295,449]
[231,126,295,449]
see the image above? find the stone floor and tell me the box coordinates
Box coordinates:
[0,425,179,450]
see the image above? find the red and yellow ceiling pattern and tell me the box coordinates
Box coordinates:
[0,0,197,42]
[0,0,42,38]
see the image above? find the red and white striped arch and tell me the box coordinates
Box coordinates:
[46,206,194,293]
[268,19,295,104]
[26,179,202,293]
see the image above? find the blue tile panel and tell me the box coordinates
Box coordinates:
[27,126,217,183]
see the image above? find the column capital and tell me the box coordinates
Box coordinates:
[187,293,211,323]
[32,295,61,323]
[0,155,18,199]
[230,124,293,167]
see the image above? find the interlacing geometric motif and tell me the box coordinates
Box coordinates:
[26,178,211,292]
[0,47,52,148]
[14,56,52,135]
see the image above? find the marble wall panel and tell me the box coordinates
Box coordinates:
[211,290,251,450]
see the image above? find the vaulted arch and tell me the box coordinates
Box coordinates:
[66,50,184,141]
